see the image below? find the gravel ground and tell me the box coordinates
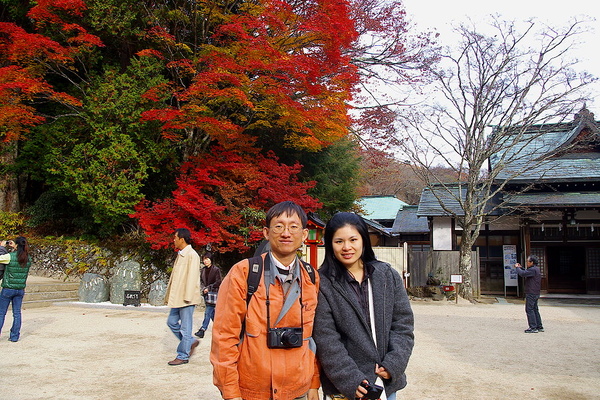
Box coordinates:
[1,297,598,400]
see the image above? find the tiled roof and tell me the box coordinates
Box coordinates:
[358,196,408,220]
[392,206,429,233]
[491,111,600,183]
[505,191,600,207]
[417,184,503,217]
[363,218,392,236]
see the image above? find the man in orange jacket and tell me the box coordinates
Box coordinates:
[211,201,320,400]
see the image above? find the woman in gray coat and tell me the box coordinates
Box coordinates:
[314,213,414,400]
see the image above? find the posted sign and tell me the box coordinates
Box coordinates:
[503,245,518,287]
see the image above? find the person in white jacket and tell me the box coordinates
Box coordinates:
[164,228,202,365]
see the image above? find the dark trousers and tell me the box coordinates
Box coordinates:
[525,293,543,329]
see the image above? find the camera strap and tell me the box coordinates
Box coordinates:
[267,256,303,329]
[368,279,387,399]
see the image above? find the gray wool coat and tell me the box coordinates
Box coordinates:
[313,260,414,398]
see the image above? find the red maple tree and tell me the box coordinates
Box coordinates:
[0,1,102,142]
[133,149,321,251]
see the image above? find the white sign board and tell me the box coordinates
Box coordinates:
[450,274,463,284]
[503,245,518,287]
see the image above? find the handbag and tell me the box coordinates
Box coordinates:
[205,291,218,305]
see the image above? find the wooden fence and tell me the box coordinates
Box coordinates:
[305,245,480,297]
[408,249,480,297]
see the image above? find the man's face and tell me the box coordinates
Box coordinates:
[263,212,308,261]
[173,233,187,250]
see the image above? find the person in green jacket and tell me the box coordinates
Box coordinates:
[0,236,32,342]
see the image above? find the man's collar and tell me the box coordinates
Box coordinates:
[178,244,192,256]
[267,252,301,284]
[270,253,295,270]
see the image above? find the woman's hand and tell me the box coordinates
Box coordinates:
[355,380,369,398]
[375,364,391,380]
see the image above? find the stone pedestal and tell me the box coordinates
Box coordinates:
[148,279,167,306]
[110,259,141,304]
[78,273,109,303]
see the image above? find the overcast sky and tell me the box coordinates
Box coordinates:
[402,0,600,116]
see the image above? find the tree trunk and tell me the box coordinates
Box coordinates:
[0,144,20,212]
[458,243,474,301]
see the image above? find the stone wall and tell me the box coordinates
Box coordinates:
[29,242,173,304]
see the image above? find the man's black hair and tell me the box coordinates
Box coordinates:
[175,228,192,244]
[527,255,539,265]
[265,201,308,228]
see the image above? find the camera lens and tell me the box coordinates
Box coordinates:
[281,330,301,347]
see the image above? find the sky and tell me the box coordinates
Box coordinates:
[401,0,600,117]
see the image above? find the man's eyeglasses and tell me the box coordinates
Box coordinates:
[269,224,303,234]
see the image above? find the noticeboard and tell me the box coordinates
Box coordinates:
[503,245,518,287]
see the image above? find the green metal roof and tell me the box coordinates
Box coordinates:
[358,196,408,220]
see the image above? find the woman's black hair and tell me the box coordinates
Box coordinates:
[203,252,213,262]
[14,236,30,267]
[320,212,377,280]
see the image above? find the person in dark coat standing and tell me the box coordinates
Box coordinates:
[515,255,544,333]
[313,212,414,400]
[195,252,222,338]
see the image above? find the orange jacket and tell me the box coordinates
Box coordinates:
[211,253,320,400]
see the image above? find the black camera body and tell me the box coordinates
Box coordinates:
[360,381,384,400]
[267,327,303,349]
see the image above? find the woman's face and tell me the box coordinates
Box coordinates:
[203,257,212,267]
[332,224,363,270]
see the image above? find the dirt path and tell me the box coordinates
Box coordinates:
[1,299,598,400]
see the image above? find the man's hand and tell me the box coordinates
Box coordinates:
[514,263,522,269]
[307,388,319,400]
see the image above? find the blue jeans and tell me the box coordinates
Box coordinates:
[167,305,196,360]
[201,304,215,331]
[525,293,543,329]
[325,393,395,400]
[0,288,25,342]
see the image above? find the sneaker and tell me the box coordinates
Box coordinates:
[537,328,544,332]
[524,328,538,333]
[195,329,205,338]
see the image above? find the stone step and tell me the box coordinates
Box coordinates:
[26,281,79,293]
[21,275,81,309]
[23,297,80,309]
[24,289,78,302]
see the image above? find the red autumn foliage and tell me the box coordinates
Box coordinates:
[0,0,102,141]
[139,0,359,155]
[132,149,321,252]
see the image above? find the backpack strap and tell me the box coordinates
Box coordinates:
[300,260,316,285]
[246,256,264,307]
